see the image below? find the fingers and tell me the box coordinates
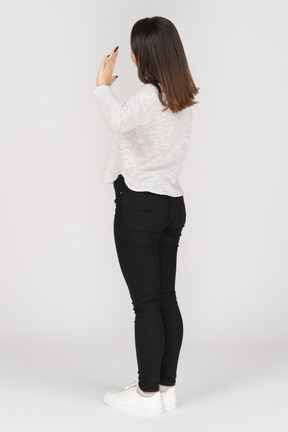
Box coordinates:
[100,46,119,71]
[106,46,119,59]
[108,45,119,56]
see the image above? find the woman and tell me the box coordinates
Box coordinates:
[94,16,199,415]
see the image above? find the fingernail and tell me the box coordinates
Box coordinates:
[116,75,118,79]
[114,46,119,52]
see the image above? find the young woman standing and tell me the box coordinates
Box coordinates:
[94,16,199,415]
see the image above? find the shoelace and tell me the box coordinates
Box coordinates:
[121,380,138,392]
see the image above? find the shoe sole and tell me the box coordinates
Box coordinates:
[102,395,163,416]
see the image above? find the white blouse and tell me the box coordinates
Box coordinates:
[94,82,193,197]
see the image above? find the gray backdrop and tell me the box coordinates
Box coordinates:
[0,1,287,431]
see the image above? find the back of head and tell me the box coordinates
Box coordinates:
[130,16,200,113]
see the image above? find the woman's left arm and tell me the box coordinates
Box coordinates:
[95,46,156,133]
[94,84,156,134]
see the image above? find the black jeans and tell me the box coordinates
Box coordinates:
[113,174,186,392]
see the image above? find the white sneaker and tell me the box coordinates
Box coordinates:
[102,380,163,416]
[160,385,177,411]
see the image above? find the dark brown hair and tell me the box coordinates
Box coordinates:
[130,16,200,113]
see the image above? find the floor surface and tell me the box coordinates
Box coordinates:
[0,338,287,432]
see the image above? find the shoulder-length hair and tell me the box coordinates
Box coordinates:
[130,16,200,113]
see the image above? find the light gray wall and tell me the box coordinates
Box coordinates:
[0,0,287,348]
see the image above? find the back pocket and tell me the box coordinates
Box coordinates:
[133,192,169,227]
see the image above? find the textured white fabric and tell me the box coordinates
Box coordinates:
[94,82,193,197]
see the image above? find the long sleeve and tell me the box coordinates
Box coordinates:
[93,83,157,134]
